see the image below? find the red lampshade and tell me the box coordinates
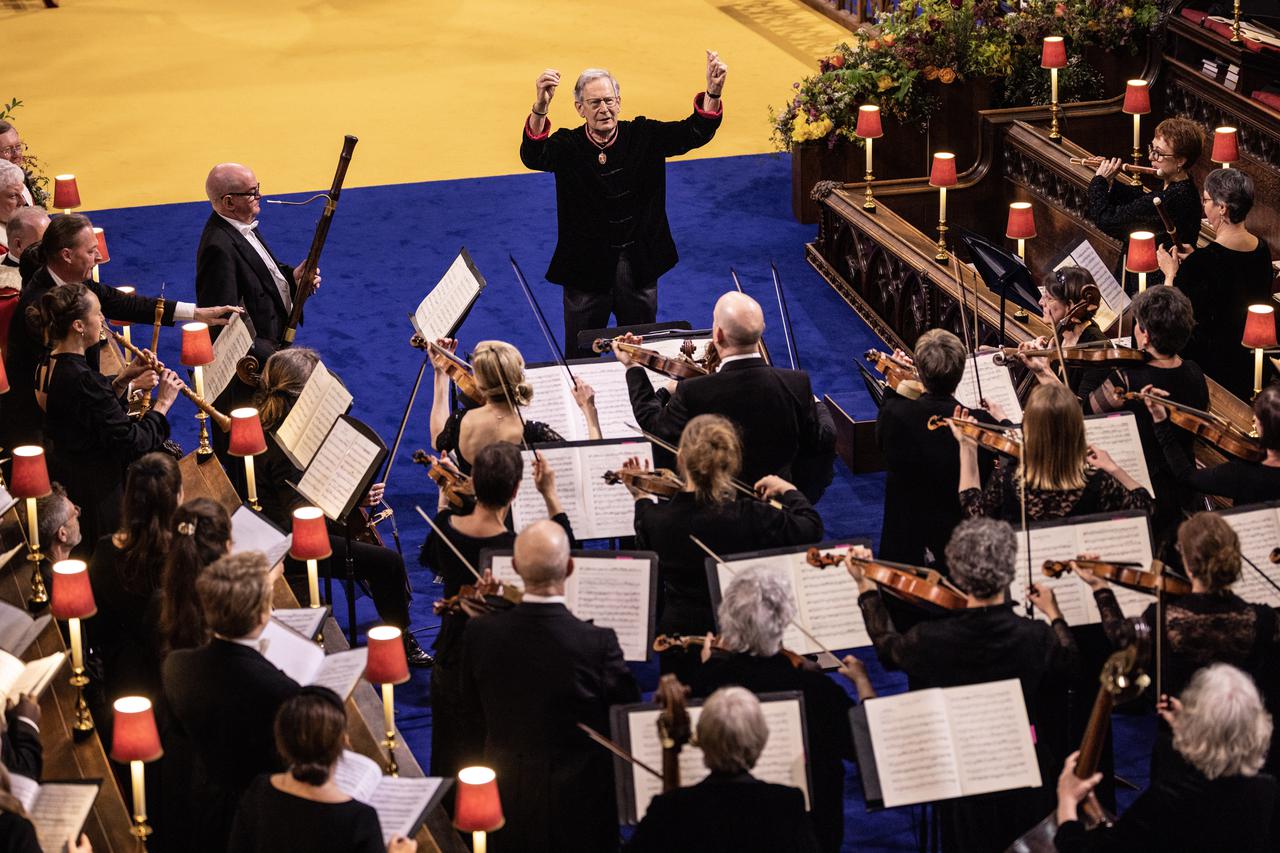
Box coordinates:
[53,175,80,210]
[112,286,135,327]
[1242,304,1278,349]
[454,766,505,833]
[855,105,883,140]
[111,696,163,763]
[1212,126,1239,164]
[51,560,97,620]
[929,153,957,188]
[1041,36,1067,70]
[180,322,214,367]
[0,353,8,395]
[290,506,332,560]
[228,408,267,456]
[1125,231,1158,273]
[10,446,51,498]
[1006,202,1037,240]
[92,227,110,264]
[1123,79,1150,115]
[366,625,409,685]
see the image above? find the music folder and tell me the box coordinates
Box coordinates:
[293,416,389,524]
[410,247,487,343]
[1217,500,1280,607]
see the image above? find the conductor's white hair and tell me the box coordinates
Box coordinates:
[717,566,795,657]
[0,160,24,189]
[698,686,769,774]
[574,69,620,101]
[1174,663,1272,779]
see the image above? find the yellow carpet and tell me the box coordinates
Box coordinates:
[4,0,848,209]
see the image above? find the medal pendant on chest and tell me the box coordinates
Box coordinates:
[598,151,607,165]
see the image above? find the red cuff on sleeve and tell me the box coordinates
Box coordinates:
[694,92,723,118]
[525,116,552,140]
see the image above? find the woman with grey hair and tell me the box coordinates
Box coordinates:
[687,566,867,853]
[1157,166,1274,400]
[1054,664,1278,852]
[624,686,819,853]
[849,518,1080,853]
[0,159,27,249]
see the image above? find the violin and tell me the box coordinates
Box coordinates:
[602,467,685,499]
[411,449,478,513]
[864,350,924,399]
[652,633,820,672]
[992,341,1145,367]
[432,581,523,618]
[1042,558,1191,596]
[655,675,692,792]
[593,336,709,381]
[1122,391,1264,462]
[411,335,482,404]
[807,548,969,611]
[926,415,1023,458]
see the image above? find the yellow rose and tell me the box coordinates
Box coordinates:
[924,65,939,80]
[1121,5,1133,16]
[877,74,895,91]
[866,38,881,51]
[938,67,957,84]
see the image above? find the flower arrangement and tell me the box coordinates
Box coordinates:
[0,98,50,208]
[770,0,1166,151]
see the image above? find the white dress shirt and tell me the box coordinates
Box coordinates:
[716,352,762,372]
[522,593,568,604]
[49,268,195,321]
[218,213,293,312]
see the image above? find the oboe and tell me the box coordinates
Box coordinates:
[1070,157,1159,175]
[107,329,232,431]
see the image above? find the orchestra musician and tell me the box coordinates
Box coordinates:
[877,329,1001,571]
[619,291,834,497]
[1157,168,1276,401]
[954,383,1152,523]
[163,552,301,853]
[35,481,81,565]
[1,206,49,286]
[1076,512,1280,779]
[429,338,600,473]
[30,283,184,549]
[688,566,868,853]
[1018,266,1112,403]
[229,687,417,853]
[252,347,430,666]
[623,686,821,853]
[458,520,640,853]
[618,414,822,670]
[0,119,36,206]
[520,56,726,357]
[1140,383,1280,504]
[1087,117,1203,255]
[158,498,232,657]
[1,693,42,781]
[849,519,1080,853]
[1053,664,1277,853]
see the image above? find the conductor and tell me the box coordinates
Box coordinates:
[520,53,726,357]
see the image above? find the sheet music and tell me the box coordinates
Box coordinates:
[510,446,582,530]
[204,313,253,401]
[412,250,484,343]
[1220,506,1280,607]
[297,419,381,521]
[276,363,353,469]
[0,483,16,516]
[333,749,383,801]
[0,600,50,657]
[1084,413,1155,497]
[9,777,98,853]
[1056,239,1127,321]
[954,352,1023,422]
[231,505,293,568]
[0,651,65,700]
[260,619,324,684]
[272,607,328,639]
[1010,515,1153,624]
[865,689,962,806]
[567,360,636,439]
[510,442,653,539]
[313,648,368,699]
[625,697,809,821]
[946,680,1041,796]
[370,777,445,844]
[522,365,577,438]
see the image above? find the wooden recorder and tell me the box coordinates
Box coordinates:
[1070,157,1159,176]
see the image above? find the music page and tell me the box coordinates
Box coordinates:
[412,249,485,343]
[204,313,253,402]
[510,446,583,530]
[1055,240,1127,324]
[231,505,293,569]
[567,360,636,439]
[946,680,1041,796]
[334,750,448,842]
[271,607,328,640]
[510,442,652,539]
[276,363,353,469]
[0,600,50,657]
[297,419,380,521]
[333,750,383,801]
[954,352,1023,422]
[623,696,808,822]
[864,689,963,807]
[0,651,65,701]
[1084,413,1154,497]
[522,365,577,439]
[10,776,99,853]
[1220,505,1280,607]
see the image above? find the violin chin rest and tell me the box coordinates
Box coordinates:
[898,380,924,401]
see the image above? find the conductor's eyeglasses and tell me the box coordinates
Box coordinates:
[583,97,618,110]
[0,144,24,157]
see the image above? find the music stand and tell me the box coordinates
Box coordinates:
[576,321,696,356]
[855,359,887,408]
[958,228,1042,342]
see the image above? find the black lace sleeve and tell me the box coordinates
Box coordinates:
[524,419,564,444]
[436,409,465,453]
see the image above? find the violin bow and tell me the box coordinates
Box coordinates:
[769,263,800,372]
[624,422,783,510]
[951,256,985,406]
[414,505,482,581]
[576,723,663,781]
[690,535,842,668]
[1240,551,1280,598]
[510,254,577,387]
[730,267,744,293]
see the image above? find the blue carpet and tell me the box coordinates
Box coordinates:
[91,152,1154,851]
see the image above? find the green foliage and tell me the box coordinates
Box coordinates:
[2,97,50,208]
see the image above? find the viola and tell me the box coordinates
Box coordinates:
[807,548,968,611]
[411,335,482,404]
[1121,391,1264,462]
[864,350,924,398]
[602,467,685,499]
[992,341,1145,367]
[593,336,709,381]
[655,675,692,792]
[1042,558,1191,596]
[411,449,478,513]
[926,415,1023,458]
[652,633,819,672]
[432,581,522,617]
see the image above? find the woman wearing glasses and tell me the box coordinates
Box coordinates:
[1087,117,1204,261]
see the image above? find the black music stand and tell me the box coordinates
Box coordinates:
[958,229,1042,342]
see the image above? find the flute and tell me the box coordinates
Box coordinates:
[1070,157,1159,175]
[1152,196,1179,246]
[107,329,232,432]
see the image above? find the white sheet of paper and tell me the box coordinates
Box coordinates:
[1084,413,1154,497]
[276,363,354,470]
[567,360,636,439]
[10,777,98,853]
[313,648,368,699]
[510,442,653,539]
[946,680,1042,796]
[954,352,1023,422]
[1057,240,1127,315]
[8,652,65,700]
[296,419,380,521]
[510,446,582,531]
[231,505,293,569]
[260,619,324,684]
[333,749,382,801]
[0,600,50,657]
[412,251,484,343]
[272,607,328,640]
[204,313,253,402]
[1221,507,1280,607]
[522,365,579,439]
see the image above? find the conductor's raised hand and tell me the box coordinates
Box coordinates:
[193,304,244,327]
[535,69,561,111]
[705,50,728,96]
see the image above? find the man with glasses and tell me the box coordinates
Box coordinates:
[520,52,727,357]
[0,120,35,206]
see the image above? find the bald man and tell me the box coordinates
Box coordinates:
[459,520,639,853]
[617,291,834,498]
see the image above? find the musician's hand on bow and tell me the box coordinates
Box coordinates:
[612,332,644,367]
[571,377,596,411]
[705,50,727,97]
[701,632,716,663]
[946,405,979,449]
[363,482,386,507]
[1071,552,1109,591]
[891,348,914,366]
[1138,383,1169,423]
[475,568,503,599]
[534,68,560,112]
[1027,583,1063,621]
[1095,157,1123,182]
[1016,339,1053,378]
[293,264,321,290]
[532,452,558,497]
[1085,444,1119,474]
[1055,751,1104,826]
[193,304,244,327]
[754,474,796,499]
[618,456,651,499]
[387,836,417,853]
